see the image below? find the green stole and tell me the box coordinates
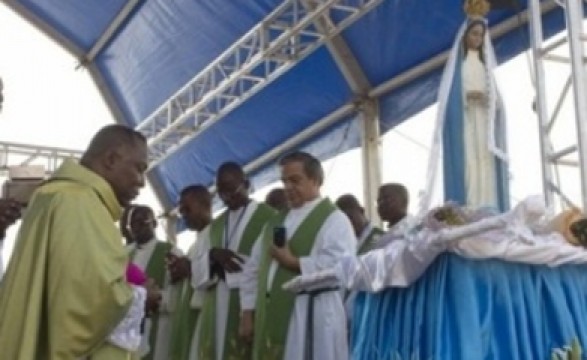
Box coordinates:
[130,241,172,360]
[168,280,199,360]
[199,203,275,359]
[252,198,336,360]
[357,226,384,255]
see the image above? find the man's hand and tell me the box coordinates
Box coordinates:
[239,310,255,343]
[210,248,244,273]
[270,245,300,273]
[166,254,191,284]
[0,199,22,239]
[145,279,162,316]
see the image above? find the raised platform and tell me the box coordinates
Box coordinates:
[351,253,587,359]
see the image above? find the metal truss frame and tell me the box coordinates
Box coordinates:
[136,0,386,169]
[302,0,381,221]
[0,141,83,175]
[528,0,587,210]
[159,1,558,223]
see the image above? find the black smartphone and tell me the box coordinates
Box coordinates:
[273,226,286,247]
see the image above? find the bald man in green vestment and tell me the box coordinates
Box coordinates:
[0,124,159,359]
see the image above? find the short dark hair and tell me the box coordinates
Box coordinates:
[81,124,146,162]
[217,161,244,176]
[216,161,247,184]
[180,184,212,207]
[379,183,409,208]
[279,151,323,185]
[265,187,288,211]
[122,204,155,230]
[335,194,362,212]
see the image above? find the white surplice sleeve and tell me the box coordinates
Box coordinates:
[108,285,146,351]
[159,244,184,313]
[186,236,204,309]
[191,227,217,290]
[299,210,355,275]
[240,231,263,311]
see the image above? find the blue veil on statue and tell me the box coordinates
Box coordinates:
[420,1,510,215]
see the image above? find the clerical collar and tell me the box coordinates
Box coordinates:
[135,237,156,250]
[224,202,250,248]
[291,196,322,212]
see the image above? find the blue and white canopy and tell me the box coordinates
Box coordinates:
[3,0,571,210]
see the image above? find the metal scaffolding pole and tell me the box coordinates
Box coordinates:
[136,0,386,170]
[528,0,587,210]
[301,0,381,220]
[528,0,556,207]
[565,0,587,210]
[360,99,382,221]
[0,141,82,175]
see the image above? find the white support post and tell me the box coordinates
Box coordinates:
[360,99,382,223]
[564,0,587,210]
[164,215,178,245]
[528,0,556,207]
[527,0,587,210]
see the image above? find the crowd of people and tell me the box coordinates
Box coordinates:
[0,123,411,359]
[0,4,527,357]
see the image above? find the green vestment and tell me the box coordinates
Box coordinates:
[199,202,275,360]
[357,225,384,254]
[168,279,199,360]
[129,240,173,360]
[0,160,133,360]
[253,198,336,360]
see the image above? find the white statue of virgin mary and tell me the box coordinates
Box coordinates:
[421,0,510,214]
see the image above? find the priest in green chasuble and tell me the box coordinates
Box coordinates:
[0,125,158,359]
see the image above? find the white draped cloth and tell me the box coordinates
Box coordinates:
[284,196,587,294]
[107,285,147,352]
[191,201,260,360]
[187,226,208,359]
[241,197,356,360]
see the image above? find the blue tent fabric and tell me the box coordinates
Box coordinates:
[3,0,578,209]
[351,253,587,359]
[18,0,128,51]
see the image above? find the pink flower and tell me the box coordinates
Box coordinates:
[126,263,147,286]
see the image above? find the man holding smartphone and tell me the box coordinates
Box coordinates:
[240,151,355,360]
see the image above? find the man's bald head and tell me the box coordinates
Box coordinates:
[81,124,146,163]
[80,124,148,207]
